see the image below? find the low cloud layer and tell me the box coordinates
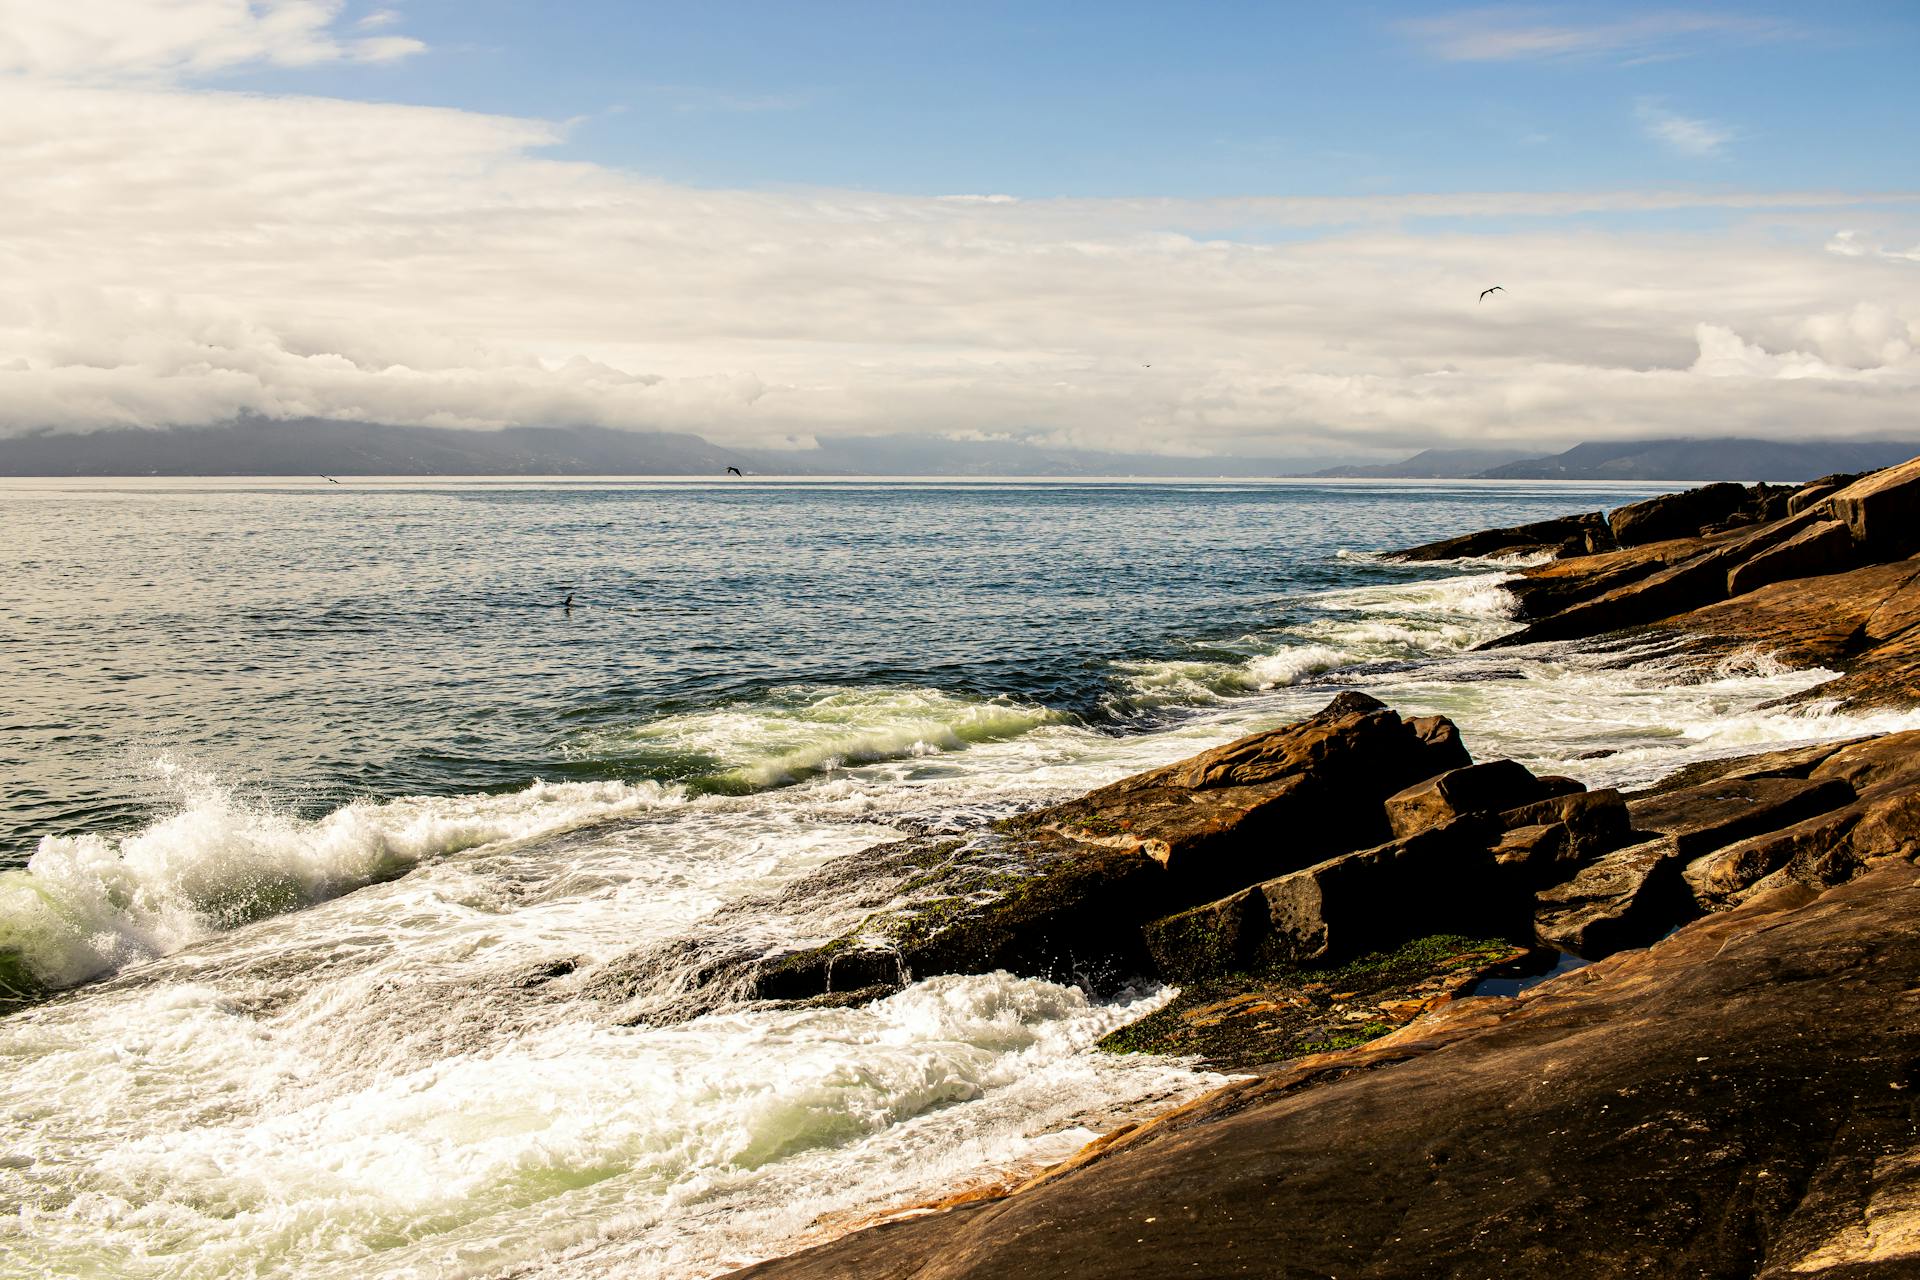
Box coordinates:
[0,41,1916,459]
[0,0,422,78]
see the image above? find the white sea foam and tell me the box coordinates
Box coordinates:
[0,764,684,993]
[1,971,1217,1280]
[586,685,1068,789]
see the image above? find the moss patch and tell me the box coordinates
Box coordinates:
[1099,934,1532,1072]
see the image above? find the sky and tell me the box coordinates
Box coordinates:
[1,1,1918,460]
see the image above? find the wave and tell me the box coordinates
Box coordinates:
[0,762,684,995]
[1114,571,1519,710]
[578,685,1070,790]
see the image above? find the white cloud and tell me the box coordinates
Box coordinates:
[0,0,423,79]
[1403,8,1790,62]
[1828,229,1920,263]
[1637,99,1733,157]
[0,77,1914,455]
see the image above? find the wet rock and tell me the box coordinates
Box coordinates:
[1389,511,1614,562]
[1035,690,1469,903]
[1533,837,1689,956]
[1683,730,1920,907]
[1657,559,1920,707]
[1496,788,1631,881]
[1826,454,1920,555]
[1486,508,1827,649]
[731,866,1920,1280]
[1098,934,1531,1072]
[1499,535,1726,622]
[1608,482,1749,548]
[1383,759,1545,839]
[1724,517,1857,596]
[1628,739,1865,796]
[1625,776,1857,858]
[1144,820,1501,979]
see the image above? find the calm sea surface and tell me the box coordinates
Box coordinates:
[6,476,1915,1280]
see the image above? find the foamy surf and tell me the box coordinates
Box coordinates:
[580,685,1070,789]
[0,764,684,995]
[2,969,1218,1280]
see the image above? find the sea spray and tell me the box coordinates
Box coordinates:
[576,685,1070,790]
[0,768,685,993]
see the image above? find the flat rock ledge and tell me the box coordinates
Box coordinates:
[1393,456,1920,707]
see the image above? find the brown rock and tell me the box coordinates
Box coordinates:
[1491,822,1570,873]
[1725,517,1857,596]
[1041,691,1470,903]
[1390,511,1614,562]
[1533,836,1689,956]
[1681,807,1863,908]
[1626,776,1856,858]
[731,867,1920,1280]
[1786,481,1838,515]
[1825,454,1920,555]
[1498,788,1632,880]
[1607,481,1749,547]
[1628,739,1866,795]
[1383,759,1543,839]
[1143,821,1498,979]
[1499,533,1728,622]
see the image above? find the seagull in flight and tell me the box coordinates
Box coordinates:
[320,475,341,483]
[1478,286,1504,303]
[725,466,743,476]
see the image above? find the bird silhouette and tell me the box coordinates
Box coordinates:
[1478,286,1504,303]
[725,466,743,476]
[320,475,341,483]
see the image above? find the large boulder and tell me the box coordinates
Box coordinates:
[1724,517,1857,596]
[1035,691,1469,904]
[1533,837,1689,956]
[1495,788,1631,883]
[1383,759,1549,839]
[1142,820,1504,979]
[1824,455,1920,555]
[1607,482,1750,547]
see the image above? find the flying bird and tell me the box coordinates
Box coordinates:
[1478,286,1504,303]
[320,475,341,483]
[726,466,742,476]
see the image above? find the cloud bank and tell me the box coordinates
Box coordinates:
[0,9,1916,460]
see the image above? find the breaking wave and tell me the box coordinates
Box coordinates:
[578,685,1071,789]
[0,762,684,995]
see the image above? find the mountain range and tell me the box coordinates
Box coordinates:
[1,420,1914,482]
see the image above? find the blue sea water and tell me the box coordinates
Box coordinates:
[1,475,1665,862]
[4,475,1913,1280]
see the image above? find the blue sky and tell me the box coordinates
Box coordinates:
[1,2,1917,458]
[234,2,1919,200]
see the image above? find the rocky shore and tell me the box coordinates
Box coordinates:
[716,459,1920,1279]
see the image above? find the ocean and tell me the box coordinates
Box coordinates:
[5,476,1916,1278]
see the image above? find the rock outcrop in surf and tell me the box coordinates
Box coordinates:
[719,452,1920,1280]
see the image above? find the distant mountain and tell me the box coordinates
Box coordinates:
[1312,448,1542,479]
[1475,439,1920,483]
[0,420,1345,478]
[0,420,794,477]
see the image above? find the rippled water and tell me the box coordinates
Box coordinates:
[6,476,1917,1280]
